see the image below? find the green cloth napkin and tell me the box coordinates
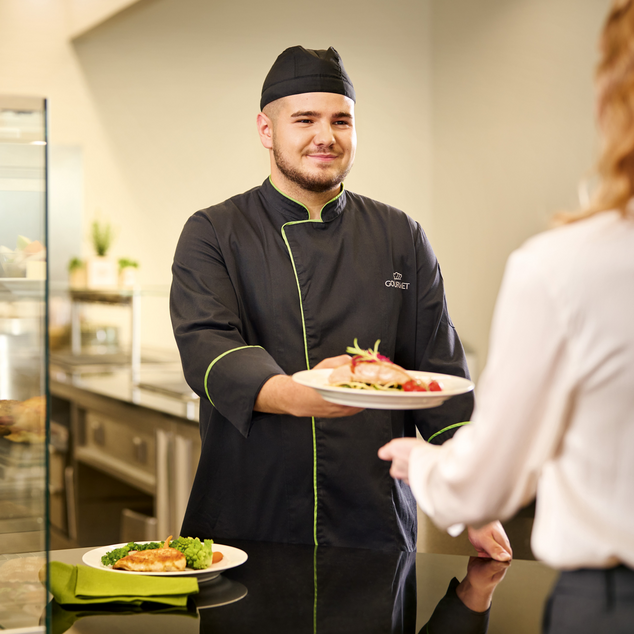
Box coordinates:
[49,561,199,607]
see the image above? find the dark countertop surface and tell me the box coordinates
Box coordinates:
[47,540,559,634]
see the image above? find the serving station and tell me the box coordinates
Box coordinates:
[47,539,558,633]
[47,281,201,549]
[49,364,200,548]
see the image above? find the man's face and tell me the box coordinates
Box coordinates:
[265,92,357,194]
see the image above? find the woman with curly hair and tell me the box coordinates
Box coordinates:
[379,1,634,631]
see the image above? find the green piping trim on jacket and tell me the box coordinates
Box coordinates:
[280,220,316,368]
[313,545,318,634]
[281,218,319,546]
[427,421,471,444]
[277,185,344,547]
[203,345,264,405]
[311,416,318,545]
[268,175,345,221]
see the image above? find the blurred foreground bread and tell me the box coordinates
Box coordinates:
[0,396,46,442]
[0,400,19,436]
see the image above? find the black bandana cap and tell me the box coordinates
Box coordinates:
[260,46,356,111]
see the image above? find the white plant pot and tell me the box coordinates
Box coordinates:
[69,268,86,289]
[119,267,138,289]
[86,256,118,290]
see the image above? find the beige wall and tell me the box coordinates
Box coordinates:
[430,0,610,373]
[0,0,145,278]
[68,0,434,280]
[1,0,611,369]
[67,0,142,38]
[2,0,433,351]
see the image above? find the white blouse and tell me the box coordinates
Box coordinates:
[409,210,634,570]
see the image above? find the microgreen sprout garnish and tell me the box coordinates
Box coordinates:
[346,339,391,367]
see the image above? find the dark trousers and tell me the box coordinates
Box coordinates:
[543,565,634,633]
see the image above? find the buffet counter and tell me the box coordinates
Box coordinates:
[48,540,558,634]
[50,364,199,423]
[49,366,201,548]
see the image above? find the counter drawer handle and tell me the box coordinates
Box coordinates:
[90,421,105,446]
[132,436,148,464]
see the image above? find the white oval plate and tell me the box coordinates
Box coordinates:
[82,542,248,583]
[292,369,474,410]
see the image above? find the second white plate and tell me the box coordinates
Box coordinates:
[292,369,474,410]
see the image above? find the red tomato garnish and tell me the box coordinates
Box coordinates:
[403,380,427,392]
[428,380,442,392]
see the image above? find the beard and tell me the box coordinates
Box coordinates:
[273,146,353,194]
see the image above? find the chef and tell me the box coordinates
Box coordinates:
[171,46,511,558]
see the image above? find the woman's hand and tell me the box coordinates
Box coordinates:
[377,437,423,484]
[467,521,513,561]
[379,440,513,562]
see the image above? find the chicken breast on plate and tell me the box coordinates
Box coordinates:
[112,535,186,572]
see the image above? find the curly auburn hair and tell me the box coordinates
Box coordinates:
[559,0,634,224]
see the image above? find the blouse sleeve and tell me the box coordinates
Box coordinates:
[408,245,574,529]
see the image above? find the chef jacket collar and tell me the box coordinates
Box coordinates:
[262,177,347,222]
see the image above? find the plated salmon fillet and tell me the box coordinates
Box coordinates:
[327,340,442,392]
[329,358,412,386]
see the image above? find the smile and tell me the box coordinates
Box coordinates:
[306,154,339,162]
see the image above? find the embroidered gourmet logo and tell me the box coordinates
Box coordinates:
[385,272,410,290]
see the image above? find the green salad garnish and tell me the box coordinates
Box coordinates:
[100,541,162,566]
[100,536,215,570]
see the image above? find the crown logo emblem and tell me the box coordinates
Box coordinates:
[385,271,409,290]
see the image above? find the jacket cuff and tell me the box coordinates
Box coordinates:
[204,345,285,436]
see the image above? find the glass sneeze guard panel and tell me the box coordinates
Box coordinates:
[0,95,49,633]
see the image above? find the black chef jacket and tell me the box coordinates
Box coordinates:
[171,178,474,551]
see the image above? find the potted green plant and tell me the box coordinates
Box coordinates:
[118,257,139,289]
[86,219,118,289]
[92,220,113,257]
[68,257,86,289]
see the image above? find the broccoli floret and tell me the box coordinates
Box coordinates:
[169,536,214,569]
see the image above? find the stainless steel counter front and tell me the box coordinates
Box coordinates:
[50,367,201,549]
